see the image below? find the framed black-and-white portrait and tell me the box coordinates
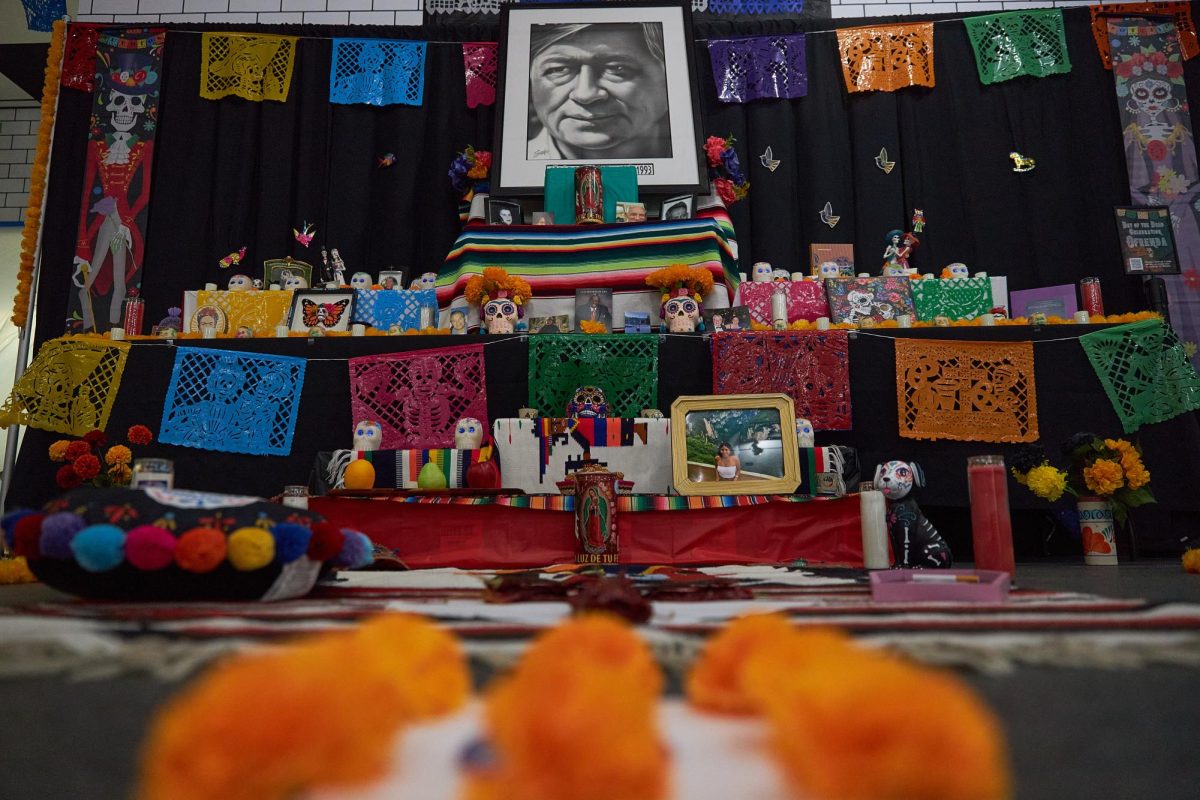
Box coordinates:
[493,1,706,195]
[660,193,693,220]
[487,198,523,226]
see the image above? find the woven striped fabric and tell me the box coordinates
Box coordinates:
[332,448,487,490]
[373,493,832,511]
[436,211,741,309]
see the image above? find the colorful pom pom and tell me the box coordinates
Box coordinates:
[175,527,227,573]
[1,509,38,548]
[307,522,346,561]
[13,513,46,559]
[125,525,177,571]
[71,524,126,572]
[333,530,374,569]
[270,523,312,564]
[39,512,86,559]
[227,527,275,571]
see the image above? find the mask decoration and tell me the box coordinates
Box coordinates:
[464,267,533,335]
[873,460,952,568]
[353,420,382,452]
[454,417,484,449]
[411,272,438,291]
[567,385,608,419]
[227,274,252,292]
[645,264,714,334]
[795,417,815,448]
[941,263,969,280]
[663,291,701,333]
[350,272,373,290]
[751,261,773,283]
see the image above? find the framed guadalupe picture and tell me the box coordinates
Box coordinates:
[288,289,355,333]
[670,393,800,496]
[1114,206,1181,275]
[493,1,706,195]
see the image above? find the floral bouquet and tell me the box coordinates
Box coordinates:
[48,425,155,490]
[703,134,749,206]
[448,145,492,200]
[1010,433,1154,527]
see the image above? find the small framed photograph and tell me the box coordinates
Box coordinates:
[531,211,555,225]
[624,310,651,332]
[493,1,706,195]
[1114,206,1181,275]
[670,393,800,496]
[263,257,314,289]
[660,194,693,220]
[378,269,406,290]
[287,289,355,333]
[189,304,228,335]
[615,201,648,222]
[528,314,572,333]
[575,288,614,330]
[487,198,523,226]
[703,306,751,333]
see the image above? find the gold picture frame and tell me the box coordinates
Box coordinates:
[670,393,800,496]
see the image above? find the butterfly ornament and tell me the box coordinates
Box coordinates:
[301,298,350,329]
[293,221,315,248]
[219,247,246,269]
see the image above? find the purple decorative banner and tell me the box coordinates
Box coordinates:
[1110,17,1200,359]
[707,33,807,104]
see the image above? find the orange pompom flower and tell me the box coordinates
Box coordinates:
[48,440,71,462]
[578,319,607,334]
[1083,458,1125,496]
[105,445,132,466]
[128,425,154,445]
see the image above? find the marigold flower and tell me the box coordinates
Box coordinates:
[108,464,133,486]
[105,445,132,466]
[1124,463,1151,491]
[72,454,101,481]
[1025,465,1067,502]
[48,440,72,462]
[1083,458,1125,496]
[83,429,107,447]
[55,465,82,490]
[578,319,607,334]
[64,440,91,462]
[128,424,153,445]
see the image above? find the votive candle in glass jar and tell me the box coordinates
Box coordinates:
[131,458,174,489]
[967,455,1015,575]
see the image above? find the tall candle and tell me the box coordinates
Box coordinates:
[967,455,1015,575]
[859,485,890,569]
[771,290,788,330]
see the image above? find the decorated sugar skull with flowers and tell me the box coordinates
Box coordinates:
[454,417,484,449]
[350,272,372,290]
[464,267,533,335]
[567,385,608,419]
[227,274,253,292]
[645,263,715,335]
[352,420,382,452]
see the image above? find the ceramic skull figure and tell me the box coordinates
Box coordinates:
[454,417,484,449]
[567,385,608,419]
[945,263,969,279]
[663,288,701,333]
[795,418,815,448]
[352,420,382,452]
[415,272,438,291]
[751,262,773,283]
[227,274,252,292]
[350,272,372,291]
[818,262,842,280]
[482,292,519,334]
[772,269,791,282]
[282,273,308,291]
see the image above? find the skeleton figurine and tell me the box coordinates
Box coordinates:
[482,290,521,334]
[662,288,702,333]
[751,262,774,283]
[352,420,382,452]
[795,417,815,448]
[567,386,608,419]
[227,274,253,292]
[329,249,347,286]
[873,460,952,568]
[454,417,484,449]
[350,272,372,291]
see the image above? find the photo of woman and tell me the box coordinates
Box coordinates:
[714,442,741,481]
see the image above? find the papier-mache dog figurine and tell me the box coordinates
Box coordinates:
[873,460,952,568]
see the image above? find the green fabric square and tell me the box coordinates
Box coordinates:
[543,166,640,225]
[964,9,1072,85]
[911,277,993,321]
[528,334,659,417]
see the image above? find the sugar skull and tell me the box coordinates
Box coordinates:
[751,261,774,283]
[1126,76,1180,118]
[350,272,373,290]
[772,269,791,282]
[353,420,382,452]
[227,274,252,292]
[945,263,969,279]
[411,272,438,291]
[282,273,308,291]
[873,460,924,501]
[795,417,815,448]
[663,288,701,333]
[482,290,520,334]
[567,385,608,419]
[818,262,842,279]
[454,417,484,449]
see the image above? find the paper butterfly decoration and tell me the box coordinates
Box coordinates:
[219,247,246,269]
[760,146,780,172]
[819,202,840,229]
[301,299,350,329]
[293,221,315,248]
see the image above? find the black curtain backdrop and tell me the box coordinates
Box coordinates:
[32,7,1200,347]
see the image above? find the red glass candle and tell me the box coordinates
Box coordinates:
[1079,277,1104,316]
[574,166,604,224]
[967,455,1015,575]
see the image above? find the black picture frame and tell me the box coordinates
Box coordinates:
[493,1,707,196]
[1113,206,1181,276]
[287,288,356,333]
[487,198,524,225]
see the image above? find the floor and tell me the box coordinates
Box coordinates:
[1,560,1199,800]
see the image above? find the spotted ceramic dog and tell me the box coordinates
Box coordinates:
[873,460,952,568]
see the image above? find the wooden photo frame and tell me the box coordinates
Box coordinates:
[493,1,706,195]
[670,393,800,496]
[287,288,355,333]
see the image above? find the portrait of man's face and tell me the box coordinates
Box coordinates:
[499,208,513,224]
[528,23,672,160]
[664,202,688,220]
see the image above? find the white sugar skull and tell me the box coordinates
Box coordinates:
[350,272,372,290]
[107,90,145,133]
[664,296,700,333]
[282,273,308,290]
[882,263,908,277]
[795,417,815,448]
[818,262,842,279]
[483,297,518,334]
[751,262,773,283]
[567,385,608,418]
[227,273,252,292]
[945,263,969,279]
[454,417,484,449]
[772,269,790,282]
[411,272,438,290]
[353,420,382,451]
[873,460,925,501]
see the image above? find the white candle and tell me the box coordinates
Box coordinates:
[974,272,988,278]
[815,316,830,331]
[109,327,125,341]
[269,283,281,291]
[897,314,912,328]
[1074,310,1090,324]
[351,323,366,336]
[771,291,788,330]
[738,272,747,283]
[204,283,218,291]
[859,488,890,569]
[979,313,996,326]
[274,324,289,338]
[790,272,804,282]
[856,272,870,278]
[419,306,435,330]
[201,327,217,339]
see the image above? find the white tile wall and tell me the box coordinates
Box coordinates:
[0,105,38,225]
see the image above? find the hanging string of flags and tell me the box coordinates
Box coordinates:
[52,4,1200,107]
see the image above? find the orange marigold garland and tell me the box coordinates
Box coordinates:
[644,263,715,301]
[12,20,66,329]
